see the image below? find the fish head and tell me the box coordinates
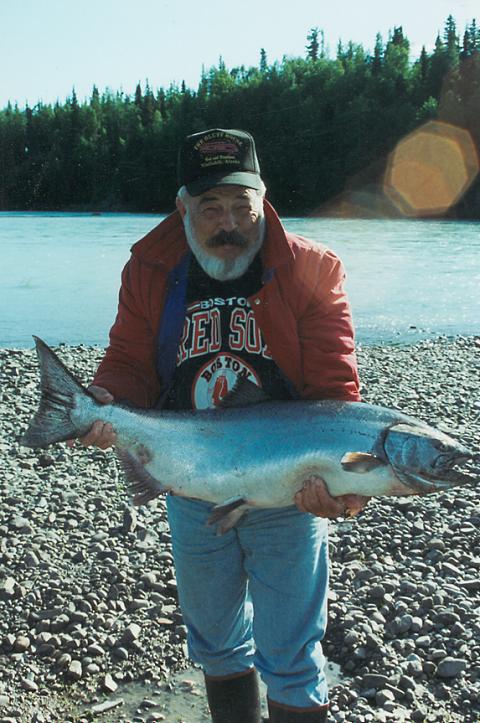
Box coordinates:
[384,423,474,493]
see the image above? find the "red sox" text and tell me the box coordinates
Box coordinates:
[177,306,272,365]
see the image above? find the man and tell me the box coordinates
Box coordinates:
[81,129,368,722]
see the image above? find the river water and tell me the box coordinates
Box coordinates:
[1,212,479,348]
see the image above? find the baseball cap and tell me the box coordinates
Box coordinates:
[178,128,263,196]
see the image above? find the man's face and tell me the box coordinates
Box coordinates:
[177,185,265,281]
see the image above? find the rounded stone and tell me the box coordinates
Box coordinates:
[436,657,467,678]
[67,660,83,680]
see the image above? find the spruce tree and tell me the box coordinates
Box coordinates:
[419,46,429,79]
[306,28,319,61]
[260,48,268,74]
[372,33,383,74]
[443,14,459,63]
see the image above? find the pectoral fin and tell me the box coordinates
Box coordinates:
[207,497,250,534]
[341,452,386,473]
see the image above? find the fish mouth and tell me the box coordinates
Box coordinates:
[432,453,472,471]
[396,466,476,494]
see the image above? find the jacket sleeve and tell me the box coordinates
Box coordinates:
[298,247,361,402]
[92,256,161,408]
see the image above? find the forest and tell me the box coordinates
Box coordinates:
[1,15,479,216]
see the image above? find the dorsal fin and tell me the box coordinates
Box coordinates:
[217,377,270,409]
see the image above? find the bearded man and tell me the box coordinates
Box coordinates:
[81,129,367,722]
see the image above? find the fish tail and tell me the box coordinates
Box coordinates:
[21,336,90,448]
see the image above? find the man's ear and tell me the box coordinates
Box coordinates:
[176,196,187,219]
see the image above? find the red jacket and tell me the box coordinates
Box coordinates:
[93,201,360,407]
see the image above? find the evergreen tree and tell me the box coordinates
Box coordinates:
[372,33,383,74]
[462,19,480,57]
[426,33,450,97]
[470,19,480,50]
[306,28,320,61]
[260,48,268,74]
[419,45,429,79]
[134,83,143,107]
[142,81,155,126]
[444,14,459,60]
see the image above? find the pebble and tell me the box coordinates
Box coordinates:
[1,339,479,723]
[436,657,468,679]
[361,674,390,688]
[375,689,395,706]
[13,636,30,653]
[56,653,72,670]
[121,623,142,646]
[90,698,124,714]
[67,660,82,681]
[103,673,118,693]
[20,678,38,692]
[112,647,129,661]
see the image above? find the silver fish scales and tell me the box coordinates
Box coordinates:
[22,337,476,532]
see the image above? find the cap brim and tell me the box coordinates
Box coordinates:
[186,171,263,196]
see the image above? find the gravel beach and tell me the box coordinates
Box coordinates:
[0,336,479,723]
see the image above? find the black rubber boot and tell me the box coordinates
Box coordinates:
[204,668,262,723]
[268,699,328,722]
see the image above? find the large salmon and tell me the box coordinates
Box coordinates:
[21,337,476,532]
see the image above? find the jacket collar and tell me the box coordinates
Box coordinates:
[261,200,296,270]
[130,199,295,271]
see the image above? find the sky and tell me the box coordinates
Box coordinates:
[1,0,478,109]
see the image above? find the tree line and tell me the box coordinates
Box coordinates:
[1,15,479,216]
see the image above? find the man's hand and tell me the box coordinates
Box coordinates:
[67,386,117,450]
[295,475,370,519]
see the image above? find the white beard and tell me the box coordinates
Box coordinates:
[183,213,265,281]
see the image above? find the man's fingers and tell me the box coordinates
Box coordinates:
[88,385,114,404]
[78,420,103,446]
[79,421,116,449]
[339,494,371,517]
[295,476,345,518]
[65,386,116,450]
[294,477,371,519]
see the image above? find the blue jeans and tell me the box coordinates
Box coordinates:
[166,496,330,708]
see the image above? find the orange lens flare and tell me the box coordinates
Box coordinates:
[384,121,479,217]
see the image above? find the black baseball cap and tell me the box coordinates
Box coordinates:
[178,128,263,196]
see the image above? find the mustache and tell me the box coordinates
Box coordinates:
[205,231,248,248]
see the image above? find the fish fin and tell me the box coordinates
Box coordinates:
[116,447,165,506]
[207,497,249,534]
[341,452,386,473]
[217,377,270,409]
[21,336,93,448]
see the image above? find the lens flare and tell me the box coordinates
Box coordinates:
[384,121,479,217]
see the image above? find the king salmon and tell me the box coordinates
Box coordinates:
[21,337,476,532]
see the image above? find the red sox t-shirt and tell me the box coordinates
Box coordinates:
[165,254,292,410]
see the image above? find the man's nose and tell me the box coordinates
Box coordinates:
[218,209,237,232]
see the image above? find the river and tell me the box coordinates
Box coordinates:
[1,212,479,347]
